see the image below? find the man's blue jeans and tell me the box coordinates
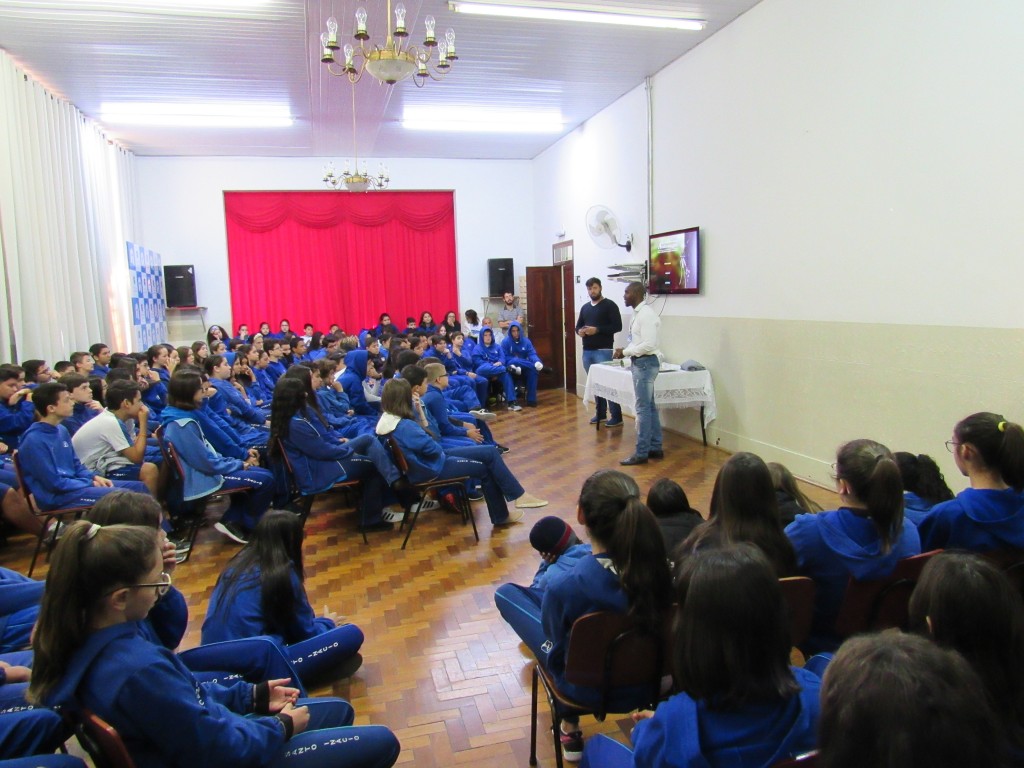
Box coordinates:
[630,355,662,457]
[582,349,622,421]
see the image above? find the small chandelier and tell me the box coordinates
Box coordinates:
[323,84,390,192]
[323,161,389,192]
[320,0,457,87]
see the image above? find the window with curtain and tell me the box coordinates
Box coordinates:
[224,190,458,334]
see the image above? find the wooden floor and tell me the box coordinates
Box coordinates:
[0,391,837,767]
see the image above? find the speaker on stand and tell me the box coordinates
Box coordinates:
[487,258,514,297]
[164,265,197,308]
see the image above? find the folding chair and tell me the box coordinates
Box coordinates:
[833,550,941,638]
[778,576,816,649]
[156,426,248,561]
[384,436,478,550]
[274,438,366,543]
[65,708,136,768]
[11,450,92,577]
[530,611,670,768]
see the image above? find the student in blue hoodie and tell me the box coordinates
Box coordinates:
[265,340,288,387]
[581,545,821,768]
[919,411,1024,553]
[142,345,170,416]
[56,373,102,436]
[494,470,672,762]
[893,451,955,526]
[204,356,270,449]
[29,521,401,768]
[0,366,35,448]
[203,511,367,684]
[785,439,921,653]
[0,567,44,654]
[340,350,379,417]
[470,327,516,410]
[268,377,416,531]
[159,370,274,545]
[17,383,149,513]
[500,321,543,408]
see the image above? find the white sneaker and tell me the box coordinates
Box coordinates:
[469,408,497,423]
[515,493,549,509]
[412,498,440,514]
[509,365,522,375]
[382,507,406,523]
[494,508,524,526]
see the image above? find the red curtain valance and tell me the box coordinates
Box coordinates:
[224,190,458,335]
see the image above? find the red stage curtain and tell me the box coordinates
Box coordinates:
[224,190,458,335]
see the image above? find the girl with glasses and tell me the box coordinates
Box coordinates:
[29,521,400,768]
[918,412,1024,552]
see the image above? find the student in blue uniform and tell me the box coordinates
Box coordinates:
[0,567,44,654]
[493,469,672,762]
[17,383,149,513]
[159,370,274,545]
[203,511,368,685]
[29,521,401,768]
[416,312,438,335]
[893,451,955,526]
[908,551,1024,762]
[818,632,1000,768]
[581,544,821,768]
[268,378,416,530]
[340,350,379,417]
[85,491,304,691]
[918,412,1024,552]
[500,321,543,408]
[678,452,797,577]
[768,462,823,529]
[470,327,516,409]
[376,379,535,527]
[205,356,270,448]
[785,439,921,653]
[0,366,35,448]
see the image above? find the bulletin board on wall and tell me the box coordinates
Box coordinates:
[126,242,168,350]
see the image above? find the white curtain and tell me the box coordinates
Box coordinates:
[0,50,137,365]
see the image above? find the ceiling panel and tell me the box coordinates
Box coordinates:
[0,0,763,159]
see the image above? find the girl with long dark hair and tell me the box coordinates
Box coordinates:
[893,451,954,525]
[30,521,400,768]
[494,469,672,762]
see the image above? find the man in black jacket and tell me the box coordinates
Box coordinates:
[575,277,623,427]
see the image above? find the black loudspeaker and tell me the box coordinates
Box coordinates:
[164,265,197,308]
[487,258,514,297]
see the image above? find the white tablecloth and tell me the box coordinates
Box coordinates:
[583,364,717,428]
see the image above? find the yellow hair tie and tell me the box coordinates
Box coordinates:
[998,421,1007,432]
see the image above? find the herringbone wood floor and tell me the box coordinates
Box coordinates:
[0,391,837,767]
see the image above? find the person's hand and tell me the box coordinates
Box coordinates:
[137,403,149,422]
[346,409,355,416]
[7,389,30,406]
[148,370,160,383]
[266,679,301,713]
[534,361,544,371]
[631,709,655,723]
[540,551,559,565]
[467,372,478,379]
[466,426,483,443]
[0,441,8,455]
[281,702,309,734]
[159,531,178,573]
[0,661,31,684]
[87,399,103,412]
[247,448,260,463]
[93,476,114,487]
[613,348,624,360]
[577,327,587,337]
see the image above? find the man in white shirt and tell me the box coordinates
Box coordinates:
[71,380,159,495]
[613,281,663,465]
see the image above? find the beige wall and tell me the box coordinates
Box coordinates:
[639,316,1024,490]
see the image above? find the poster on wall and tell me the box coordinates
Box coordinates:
[126,242,168,350]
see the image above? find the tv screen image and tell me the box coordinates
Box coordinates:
[649,227,700,295]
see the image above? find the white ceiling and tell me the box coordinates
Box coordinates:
[0,0,762,159]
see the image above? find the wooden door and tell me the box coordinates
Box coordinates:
[561,262,576,391]
[525,266,562,390]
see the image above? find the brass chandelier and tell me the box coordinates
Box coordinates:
[320,0,458,86]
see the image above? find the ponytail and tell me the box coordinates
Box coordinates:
[955,412,1024,491]
[836,439,904,554]
[29,522,158,705]
[580,471,672,632]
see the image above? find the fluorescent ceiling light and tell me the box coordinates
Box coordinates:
[449,1,704,30]
[100,102,293,128]
[403,106,563,133]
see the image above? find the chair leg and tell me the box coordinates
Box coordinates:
[530,666,539,766]
[454,486,479,543]
[178,500,208,564]
[27,516,54,578]
[400,490,428,550]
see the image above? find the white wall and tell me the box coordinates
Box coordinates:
[532,0,1024,489]
[136,156,536,332]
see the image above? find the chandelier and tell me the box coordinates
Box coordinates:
[320,0,458,86]
[323,86,390,192]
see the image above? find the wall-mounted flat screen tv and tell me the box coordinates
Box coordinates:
[649,227,700,295]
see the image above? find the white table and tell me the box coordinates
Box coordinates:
[583,363,717,445]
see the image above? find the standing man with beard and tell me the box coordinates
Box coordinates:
[576,278,623,427]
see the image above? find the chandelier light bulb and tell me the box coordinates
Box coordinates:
[355,7,368,38]
[395,3,407,35]
[326,16,339,46]
[445,28,457,59]
[424,15,436,45]
[343,43,355,68]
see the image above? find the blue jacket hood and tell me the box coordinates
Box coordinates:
[817,508,917,580]
[158,405,198,426]
[344,350,368,379]
[45,622,139,707]
[479,328,496,347]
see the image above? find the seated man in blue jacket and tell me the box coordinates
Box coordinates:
[500,321,543,408]
[17,383,149,512]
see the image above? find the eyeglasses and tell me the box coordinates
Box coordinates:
[945,440,961,453]
[112,571,172,597]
